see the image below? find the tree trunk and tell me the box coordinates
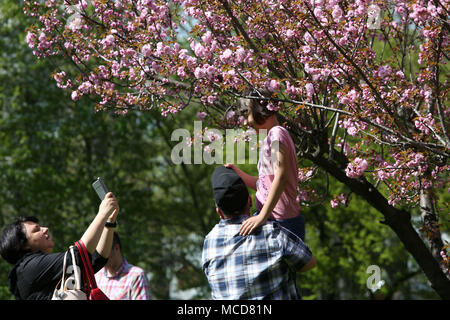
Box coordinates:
[309,153,450,299]
[420,189,446,267]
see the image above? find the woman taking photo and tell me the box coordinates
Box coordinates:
[0,192,119,300]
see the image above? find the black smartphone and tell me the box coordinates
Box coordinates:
[92,177,109,200]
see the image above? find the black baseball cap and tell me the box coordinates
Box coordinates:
[211,166,249,214]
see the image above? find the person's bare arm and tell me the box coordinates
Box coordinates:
[95,205,119,258]
[80,192,119,254]
[224,163,258,190]
[239,142,289,236]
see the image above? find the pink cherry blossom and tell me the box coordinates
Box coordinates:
[71,90,79,101]
[330,199,339,208]
[141,44,152,57]
[193,42,207,58]
[194,66,205,79]
[332,5,343,21]
[207,95,217,105]
[376,65,392,79]
[346,157,369,178]
[267,79,280,92]
[266,102,281,111]
[219,49,233,64]
[226,110,235,120]
[197,111,207,121]
[26,31,36,48]
[377,170,389,181]
[330,193,347,209]
[305,83,314,99]
[235,47,246,64]
[101,35,115,49]
[414,114,435,135]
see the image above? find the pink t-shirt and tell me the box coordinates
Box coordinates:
[255,126,300,220]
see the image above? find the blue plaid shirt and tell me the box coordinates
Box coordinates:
[202,215,312,300]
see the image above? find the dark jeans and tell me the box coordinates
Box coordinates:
[254,212,305,241]
[274,214,305,242]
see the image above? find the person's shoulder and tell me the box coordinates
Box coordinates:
[204,223,221,240]
[268,126,292,142]
[120,260,146,278]
[269,125,289,135]
[127,264,146,276]
[19,251,46,267]
[19,251,39,260]
[13,251,49,281]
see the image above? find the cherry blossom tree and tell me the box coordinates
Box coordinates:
[23,0,449,298]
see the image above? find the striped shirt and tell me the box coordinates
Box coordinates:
[95,259,151,300]
[202,215,312,300]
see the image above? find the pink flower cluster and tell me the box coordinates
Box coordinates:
[298,167,315,182]
[345,157,369,179]
[370,151,439,206]
[53,71,72,89]
[22,0,449,209]
[414,114,435,135]
[338,89,359,105]
[339,118,368,137]
[330,193,347,209]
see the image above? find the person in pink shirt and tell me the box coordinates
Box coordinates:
[95,232,152,300]
[226,91,305,240]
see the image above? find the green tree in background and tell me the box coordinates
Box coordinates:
[299,177,446,299]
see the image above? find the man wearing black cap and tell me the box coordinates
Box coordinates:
[202,166,316,300]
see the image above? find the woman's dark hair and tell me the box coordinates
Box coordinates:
[0,216,38,265]
[238,89,277,125]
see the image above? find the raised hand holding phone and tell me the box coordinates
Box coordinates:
[92,177,109,201]
[99,192,119,219]
[92,178,119,220]
[82,180,119,254]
